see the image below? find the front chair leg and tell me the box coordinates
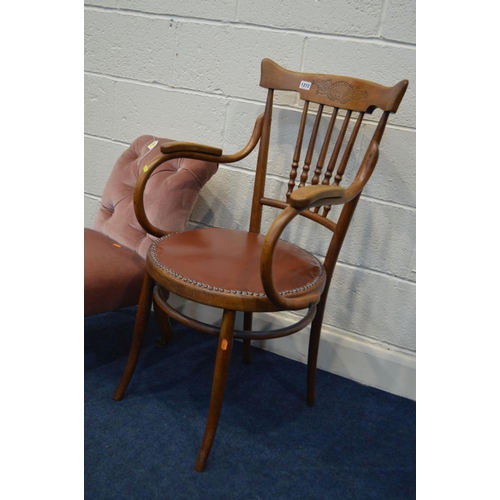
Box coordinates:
[195,309,236,472]
[113,272,155,401]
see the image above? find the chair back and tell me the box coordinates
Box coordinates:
[250,59,408,280]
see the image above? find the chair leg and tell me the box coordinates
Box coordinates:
[113,272,155,401]
[153,299,174,347]
[195,309,236,472]
[306,297,327,407]
[242,340,251,364]
[242,312,253,364]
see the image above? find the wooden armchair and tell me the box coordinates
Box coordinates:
[112,59,408,471]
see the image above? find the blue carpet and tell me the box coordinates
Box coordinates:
[85,307,415,499]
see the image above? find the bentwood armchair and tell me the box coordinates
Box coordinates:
[113,59,408,471]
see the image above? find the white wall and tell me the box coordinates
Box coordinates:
[84,0,416,399]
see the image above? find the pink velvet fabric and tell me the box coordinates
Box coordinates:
[85,135,218,316]
[84,228,145,316]
[94,135,218,259]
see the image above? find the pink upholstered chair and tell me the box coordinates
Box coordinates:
[84,135,218,317]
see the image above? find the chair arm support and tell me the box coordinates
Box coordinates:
[259,141,379,309]
[260,205,324,310]
[341,140,380,203]
[259,141,381,309]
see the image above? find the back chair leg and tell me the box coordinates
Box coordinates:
[153,299,174,346]
[241,312,253,364]
[242,340,251,364]
[195,309,236,472]
[113,273,155,401]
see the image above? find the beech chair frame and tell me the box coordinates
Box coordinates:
[113,58,408,472]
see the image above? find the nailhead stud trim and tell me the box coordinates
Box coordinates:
[150,232,324,297]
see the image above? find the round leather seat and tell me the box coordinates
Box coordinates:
[147,227,326,312]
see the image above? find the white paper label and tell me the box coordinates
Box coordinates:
[299,81,312,90]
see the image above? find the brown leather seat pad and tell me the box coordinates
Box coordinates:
[150,228,323,296]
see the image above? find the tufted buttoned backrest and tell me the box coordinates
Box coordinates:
[94,135,218,259]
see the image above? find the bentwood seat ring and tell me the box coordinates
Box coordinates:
[113,59,408,472]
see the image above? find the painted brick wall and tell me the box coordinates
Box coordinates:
[84,1,416,372]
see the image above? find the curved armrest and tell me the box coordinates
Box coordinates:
[158,112,264,164]
[134,113,264,238]
[288,185,345,210]
[287,140,379,212]
[261,181,344,308]
[161,141,223,156]
[259,149,378,309]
